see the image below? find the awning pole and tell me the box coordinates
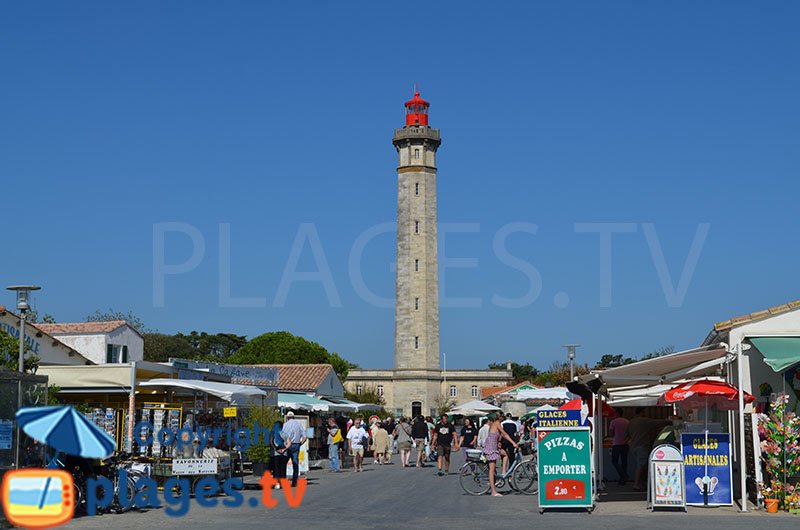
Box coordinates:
[127,361,136,453]
[736,342,747,512]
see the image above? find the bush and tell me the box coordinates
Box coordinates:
[244,406,283,464]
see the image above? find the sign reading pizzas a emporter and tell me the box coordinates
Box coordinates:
[536,427,593,510]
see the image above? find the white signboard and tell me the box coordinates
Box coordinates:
[172,458,218,475]
[648,444,686,511]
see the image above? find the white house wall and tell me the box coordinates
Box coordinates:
[53,334,107,365]
[108,327,144,362]
[318,370,344,397]
[0,313,90,366]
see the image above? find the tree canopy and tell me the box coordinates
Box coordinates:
[227,331,352,381]
[0,329,38,372]
[87,308,149,333]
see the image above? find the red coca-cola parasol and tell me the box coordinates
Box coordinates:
[660,379,754,411]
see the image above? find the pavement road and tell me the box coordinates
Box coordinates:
[62,451,798,530]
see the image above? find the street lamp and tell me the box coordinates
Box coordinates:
[6,285,41,372]
[563,344,580,381]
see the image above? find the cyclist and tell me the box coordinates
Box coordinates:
[483,413,519,497]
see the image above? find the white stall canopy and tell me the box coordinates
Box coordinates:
[139,379,266,406]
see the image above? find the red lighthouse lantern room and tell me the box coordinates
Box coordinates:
[405,91,429,126]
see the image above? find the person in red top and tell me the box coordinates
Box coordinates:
[608,407,630,485]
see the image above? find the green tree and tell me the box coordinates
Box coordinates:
[532,360,590,387]
[244,406,283,464]
[0,329,39,373]
[640,345,675,360]
[344,384,385,407]
[433,393,456,416]
[594,354,636,369]
[177,331,247,360]
[143,333,197,362]
[488,361,540,383]
[87,309,149,333]
[228,331,352,381]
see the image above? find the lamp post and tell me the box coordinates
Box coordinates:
[6,285,41,372]
[563,344,580,381]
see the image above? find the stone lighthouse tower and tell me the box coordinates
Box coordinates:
[393,91,441,373]
[344,91,511,418]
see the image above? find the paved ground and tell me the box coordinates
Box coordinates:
[62,451,798,530]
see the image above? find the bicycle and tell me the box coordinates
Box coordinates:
[459,440,537,495]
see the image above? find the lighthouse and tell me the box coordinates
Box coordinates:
[344,90,511,419]
[392,91,441,372]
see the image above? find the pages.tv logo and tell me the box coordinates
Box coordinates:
[1,469,75,529]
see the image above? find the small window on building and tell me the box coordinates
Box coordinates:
[471,385,479,398]
[415,297,419,310]
[414,148,420,160]
[106,344,116,364]
[377,385,384,397]
[415,182,419,196]
[415,259,419,271]
[121,345,128,363]
[414,336,419,349]
[415,221,419,234]
[449,385,457,398]
[356,385,363,395]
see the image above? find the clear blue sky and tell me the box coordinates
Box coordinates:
[2,1,798,370]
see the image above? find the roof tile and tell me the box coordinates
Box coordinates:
[35,321,128,334]
[251,364,334,392]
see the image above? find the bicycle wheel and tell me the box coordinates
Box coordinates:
[459,461,490,496]
[512,459,538,495]
[115,474,137,513]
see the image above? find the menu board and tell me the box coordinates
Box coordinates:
[536,427,593,510]
[649,444,685,509]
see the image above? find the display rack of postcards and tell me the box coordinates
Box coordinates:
[125,403,182,459]
[83,408,117,443]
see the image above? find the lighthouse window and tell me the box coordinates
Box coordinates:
[415,297,419,310]
[415,221,419,234]
[414,148,420,160]
[415,336,419,349]
[415,182,419,196]
[415,259,419,271]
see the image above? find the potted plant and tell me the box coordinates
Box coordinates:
[245,405,283,477]
[760,482,779,513]
[248,443,271,477]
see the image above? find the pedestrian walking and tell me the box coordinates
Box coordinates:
[477,418,490,448]
[371,422,390,465]
[483,413,518,497]
[281,411,307,488]
[326,417,342,473]
[394,417,413,467]
[412,415,429,468]
[459,418,477,451]
[346,417,368,472]
[269,420,287,488]
[432,413,459,476]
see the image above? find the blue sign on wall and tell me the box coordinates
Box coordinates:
[536,409,587,428]
[681,433,733,506]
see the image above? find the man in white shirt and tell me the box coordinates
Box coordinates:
[477,418,490,448]
[346,417,368,472]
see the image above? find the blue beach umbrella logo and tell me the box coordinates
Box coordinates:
[16,405,116,459]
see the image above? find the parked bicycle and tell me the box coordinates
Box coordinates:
[459,440,538,496]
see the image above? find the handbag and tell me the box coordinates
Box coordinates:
[332,429,343,444]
